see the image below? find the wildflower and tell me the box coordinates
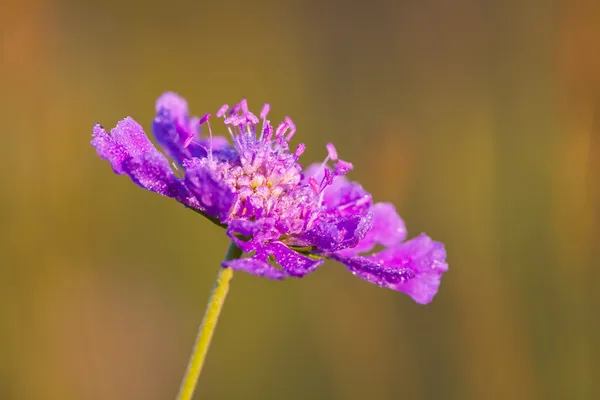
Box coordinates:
[92,92,447,304]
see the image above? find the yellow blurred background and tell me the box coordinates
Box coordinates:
[1,0,598,399]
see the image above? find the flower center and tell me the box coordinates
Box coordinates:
[194,99,353,236]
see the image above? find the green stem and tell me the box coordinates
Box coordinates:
[175,241,243,400]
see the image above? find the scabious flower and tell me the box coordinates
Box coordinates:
[92,92,448,304]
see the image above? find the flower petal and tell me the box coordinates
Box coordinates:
[92,118,153,174]
[267,241,324,277]
[155,91,189,124]
[122,152,186,198]
[338,202,407,257]
[299,163,373,252]
[92,118,197,207]
[332,234,447,304]
[184,160,235,223]
[324,179,372,217]
[222,241,322,279]
[152,107,194,165]
[222,257,287,279]
[91,123,130,174]
[153,92,231,165]
[303,163,372,216]
[226,218,278,253]
[302,211,373,252]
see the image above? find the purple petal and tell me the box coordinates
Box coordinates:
[92,118,197,207]
[227,219,267,238]
[106,117,154,156]
[226,218,278,253]
[266,241,324,277]
[184,161,235,223]
[338,202,407,257]
[299,163,373,252]
[153,92,232,165]
[324,179,372,217]
[223,257,287,279]
[152,109,186,163]
[302,211,373,252]
[155,92,189,124]
[332,234,448,304]
[91,123,130,174]
[122,152,184,197]
[92,118,154,174]
[222,241,322,279]
[303,163,372,215]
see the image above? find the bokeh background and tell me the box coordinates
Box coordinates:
[1,0,599,399]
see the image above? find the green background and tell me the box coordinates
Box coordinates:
[1,0,598,399]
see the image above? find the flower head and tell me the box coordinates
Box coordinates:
[92,92,448,304]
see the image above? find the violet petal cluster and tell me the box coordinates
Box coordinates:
[92,92,448,304]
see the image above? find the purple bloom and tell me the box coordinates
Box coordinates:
[92,92,448,304]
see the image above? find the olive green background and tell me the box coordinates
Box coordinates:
[1,0,598,399]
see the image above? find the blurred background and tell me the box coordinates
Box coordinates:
[1,0,599,399]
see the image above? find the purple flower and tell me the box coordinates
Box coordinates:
[92,92,448,304]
